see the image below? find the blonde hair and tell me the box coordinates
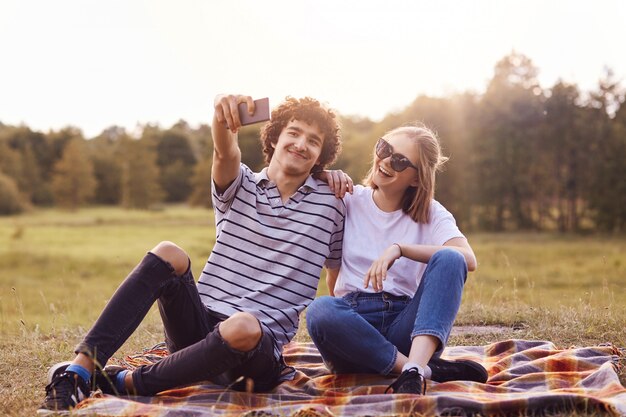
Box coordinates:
[363,123,448,223]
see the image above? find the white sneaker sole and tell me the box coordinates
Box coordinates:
[46,361,73,384]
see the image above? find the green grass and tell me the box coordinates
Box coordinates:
[455,233,626,347]
[0,205,216,334]
[0,206,624,416]
[467,233,625,308]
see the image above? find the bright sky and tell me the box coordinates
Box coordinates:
[1,0,625,138]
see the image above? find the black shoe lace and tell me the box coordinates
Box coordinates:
[44,371,89,408]
[385,368,426,395]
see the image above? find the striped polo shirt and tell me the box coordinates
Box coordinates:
[198,163,345,349]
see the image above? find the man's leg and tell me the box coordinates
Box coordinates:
[42,241,194,410]
[130,311,269,395]
[156,242,218,354]
[75,241,193,371]
[212,320,285,393]
[306,294,398,375]
[97,244,276,396]
[109,241,223,394]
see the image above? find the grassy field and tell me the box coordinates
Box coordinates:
[1,206,625,416]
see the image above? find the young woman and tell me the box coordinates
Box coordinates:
[307,124,487,394]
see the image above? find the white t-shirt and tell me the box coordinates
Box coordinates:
[334,185,465,298]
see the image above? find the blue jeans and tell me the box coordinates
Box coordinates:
[306,249,467,375]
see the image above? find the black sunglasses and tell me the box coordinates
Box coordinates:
[375,138,419,172]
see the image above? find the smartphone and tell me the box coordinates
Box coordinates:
[238,97,270,126]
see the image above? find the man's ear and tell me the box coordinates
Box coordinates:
[315,152,325,167]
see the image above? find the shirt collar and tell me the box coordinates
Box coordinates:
[254,167,319,191]
[254,167,271,185]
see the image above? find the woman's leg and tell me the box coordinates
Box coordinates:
[386,248,467,369]
[306,294,399,375]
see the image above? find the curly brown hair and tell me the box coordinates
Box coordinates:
[260,97,341,171]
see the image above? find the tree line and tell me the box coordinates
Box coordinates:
[1,52,625,232]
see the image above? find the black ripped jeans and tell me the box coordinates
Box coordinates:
[75,252,283,395]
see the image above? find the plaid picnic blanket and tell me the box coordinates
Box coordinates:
[74,339,626,416]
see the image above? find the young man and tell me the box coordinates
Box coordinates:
[40,94,345,411]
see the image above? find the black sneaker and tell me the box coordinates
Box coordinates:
[39,362,91,412]
[41,362,130,397]
[385,367,426,394]
[428,356,488,383]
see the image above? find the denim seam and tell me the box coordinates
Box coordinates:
[96,268,178,363]
[410,330,446,347]
[382,346,398,375]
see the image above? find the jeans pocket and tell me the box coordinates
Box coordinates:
[342,292,358,308]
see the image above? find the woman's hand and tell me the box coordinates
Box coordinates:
[314,170,354,198]
[363,244,402,292]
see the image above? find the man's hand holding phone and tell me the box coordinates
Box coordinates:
[213,94,270,133]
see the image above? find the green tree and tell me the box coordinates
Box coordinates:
[19,143,50,204]
[4,126,53,174]
[87,127,126,205]
[155,130,197,168]
[91,153,122,205]
[0,140,23,183]
[188,123,213,161]
[4,126,61,205]
[120,137,164,209]
[585,69,626,231]
[0,172,27,215]
[48,127,84,162]
[334,116,377,182]
[161,160,194,202]
[542,81,592,231]
[188,155,213,207]
[595,113,626,231]
[50,139,97,210]
[238,125,265,171]
[473,52,544,230]
[142,126,197,202]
